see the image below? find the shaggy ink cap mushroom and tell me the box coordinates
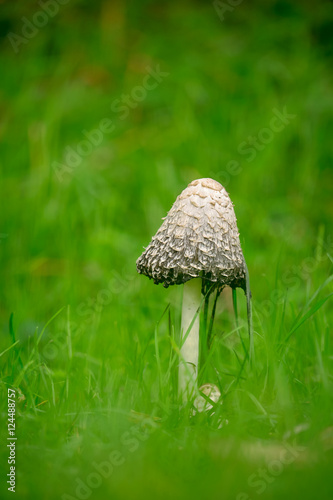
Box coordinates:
[136,178,247,293]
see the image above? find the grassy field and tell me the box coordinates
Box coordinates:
[1,1,333,499]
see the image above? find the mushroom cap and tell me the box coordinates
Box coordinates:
[136,178,247,290]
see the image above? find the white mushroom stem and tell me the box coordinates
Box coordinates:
[179,278,202,398]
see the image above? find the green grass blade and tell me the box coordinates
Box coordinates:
[286,293,333,341]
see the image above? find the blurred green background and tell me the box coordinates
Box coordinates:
[0,0,333,499]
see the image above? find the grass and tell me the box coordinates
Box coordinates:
[1,1,333,499]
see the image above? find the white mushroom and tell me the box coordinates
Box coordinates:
[193,383,222,414]
[137,178,252,399]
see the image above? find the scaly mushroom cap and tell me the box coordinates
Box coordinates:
[136,178,247,290]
